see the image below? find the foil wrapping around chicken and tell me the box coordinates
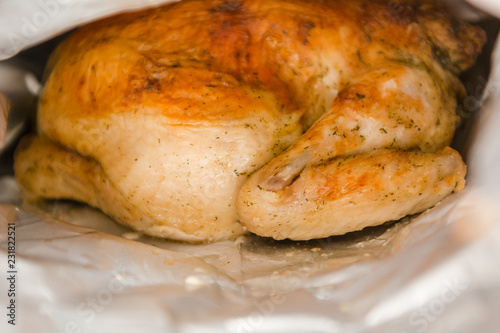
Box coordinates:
[1,1,500,333]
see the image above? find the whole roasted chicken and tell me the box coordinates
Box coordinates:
[14,0,485,242]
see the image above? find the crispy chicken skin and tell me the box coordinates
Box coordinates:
[14,0,485,241]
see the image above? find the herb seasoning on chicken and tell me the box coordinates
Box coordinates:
[14,0,485,242]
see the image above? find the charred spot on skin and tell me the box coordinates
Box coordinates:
[431,44,453,71]
[211,1,243,13]
[390,2,417,23]
[303,21,315,33]
[299,21,316,46]
[145,77,161,92]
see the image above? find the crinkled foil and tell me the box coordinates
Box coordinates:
[0,0,179,60]
[1,1,500,332]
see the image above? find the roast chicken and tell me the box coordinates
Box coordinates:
[14,0,485,242]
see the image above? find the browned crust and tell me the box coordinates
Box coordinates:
[40,0,485,125]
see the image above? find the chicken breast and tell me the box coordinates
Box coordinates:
[14,0,485,242]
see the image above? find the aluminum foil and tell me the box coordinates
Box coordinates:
[0,0,179,60]
[1,1,500,332]
[0,61,38,154]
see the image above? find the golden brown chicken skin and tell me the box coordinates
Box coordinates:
[14,0,485,241]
